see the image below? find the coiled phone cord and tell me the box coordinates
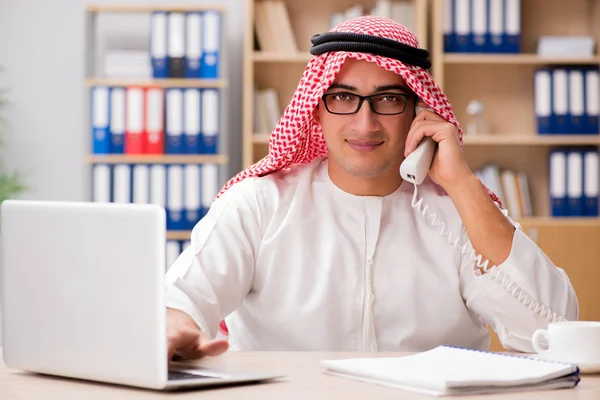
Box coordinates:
[409,181,567,324]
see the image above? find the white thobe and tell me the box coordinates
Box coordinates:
[165,158,578,353]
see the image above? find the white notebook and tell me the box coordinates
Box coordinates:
[320,346,580,397]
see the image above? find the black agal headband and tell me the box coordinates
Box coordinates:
[309,32,431,70]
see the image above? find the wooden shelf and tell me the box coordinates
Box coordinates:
[86,4,226,13]
[167,230,192,240]
[86,154,229,164]
[253,52,313,63]
[443,53,600,65]
[463,134,600,146]
[253,133,271,144]
[517,217,600,227]
[86,78,227,89]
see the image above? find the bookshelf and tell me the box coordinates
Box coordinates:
[85,4,228,263]
[430,0,600,350]
[429,0,600,221]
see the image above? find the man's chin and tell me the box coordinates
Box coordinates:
[340,162,390,179]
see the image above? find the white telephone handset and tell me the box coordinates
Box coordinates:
[399,105,436,185]
[400,104,563,323]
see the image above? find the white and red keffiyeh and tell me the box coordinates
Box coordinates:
[216,16,502,337]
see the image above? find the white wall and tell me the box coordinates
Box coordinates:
[0,0,246,343]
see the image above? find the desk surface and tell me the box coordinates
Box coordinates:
[2,350,600,399]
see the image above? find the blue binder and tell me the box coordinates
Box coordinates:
[201,164,219,218]
[549,149,567,217]
[201,89,219,154]
[185,12,202,78]
[184,165,202,230]
[91,86,111,154]
[166,88,185,154]
[443,0,455,52]
[109,87,125,153]
[166,164,185,230]
[503,0,521,53]
[454,0,470,52]
[488,0,504,53]
[566,150,584,216]
[200,11,221,78]
[150,12,168,78]
[535,68,552,134]
[584,68,600,134]
[184,88,202,154]
[568,68,585,134]
[553,69,569,134]
[583,150,599,216]
[471,0,487,53]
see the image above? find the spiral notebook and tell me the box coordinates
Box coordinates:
[320,345,580,397]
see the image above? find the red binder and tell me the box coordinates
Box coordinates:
[145,86,165,154]
[125,86,146,154]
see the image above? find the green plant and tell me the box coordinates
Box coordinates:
[0,68,27,202]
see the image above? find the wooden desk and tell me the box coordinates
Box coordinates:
[2,350,600,399]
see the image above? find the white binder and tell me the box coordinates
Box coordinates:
[167,165,184,230]
[184,88,201,153]
[92,164,111,203]
[567,151,583,216]
[488,0,503,51]
[132,164,150,204]
[201,89,219,153]
[184,164,201,229]
[150,164,166,208]
[201,164,219,215]
[185,12,203,77]
[166,88,184,153]
[552,69,569,134]
[112,164,131,204]
[568,69,585,133]
[471,0,487,51]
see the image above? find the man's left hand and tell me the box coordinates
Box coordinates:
[404,100,473,190]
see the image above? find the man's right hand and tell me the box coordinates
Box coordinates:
[167,308,229,361]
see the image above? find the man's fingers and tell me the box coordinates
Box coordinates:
[200,339,229,357]
[405,120,439,156]
[171,336,229,360]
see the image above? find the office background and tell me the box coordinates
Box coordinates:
[1,0,599,350]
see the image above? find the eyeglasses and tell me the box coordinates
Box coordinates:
[321,92,413,115]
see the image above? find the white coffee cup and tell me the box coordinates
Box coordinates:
[532,321,600,363]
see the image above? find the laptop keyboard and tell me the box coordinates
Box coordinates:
[168,370,221,381]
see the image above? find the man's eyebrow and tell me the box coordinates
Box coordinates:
[327,83,357,91]
[374,84,410,93]
[326,83,410,93]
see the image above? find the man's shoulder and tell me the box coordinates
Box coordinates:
[224,158,326,201]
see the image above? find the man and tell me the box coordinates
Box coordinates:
[164,16,578,361]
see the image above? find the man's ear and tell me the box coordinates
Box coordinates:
[313,103,321,125]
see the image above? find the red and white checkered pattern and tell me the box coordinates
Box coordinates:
[216,16,501,337]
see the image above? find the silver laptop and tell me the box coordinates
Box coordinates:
[0,200,282,390]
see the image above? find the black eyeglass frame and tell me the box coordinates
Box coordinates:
[320,92,415,115]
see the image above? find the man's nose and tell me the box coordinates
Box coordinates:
[351,100,381,134]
